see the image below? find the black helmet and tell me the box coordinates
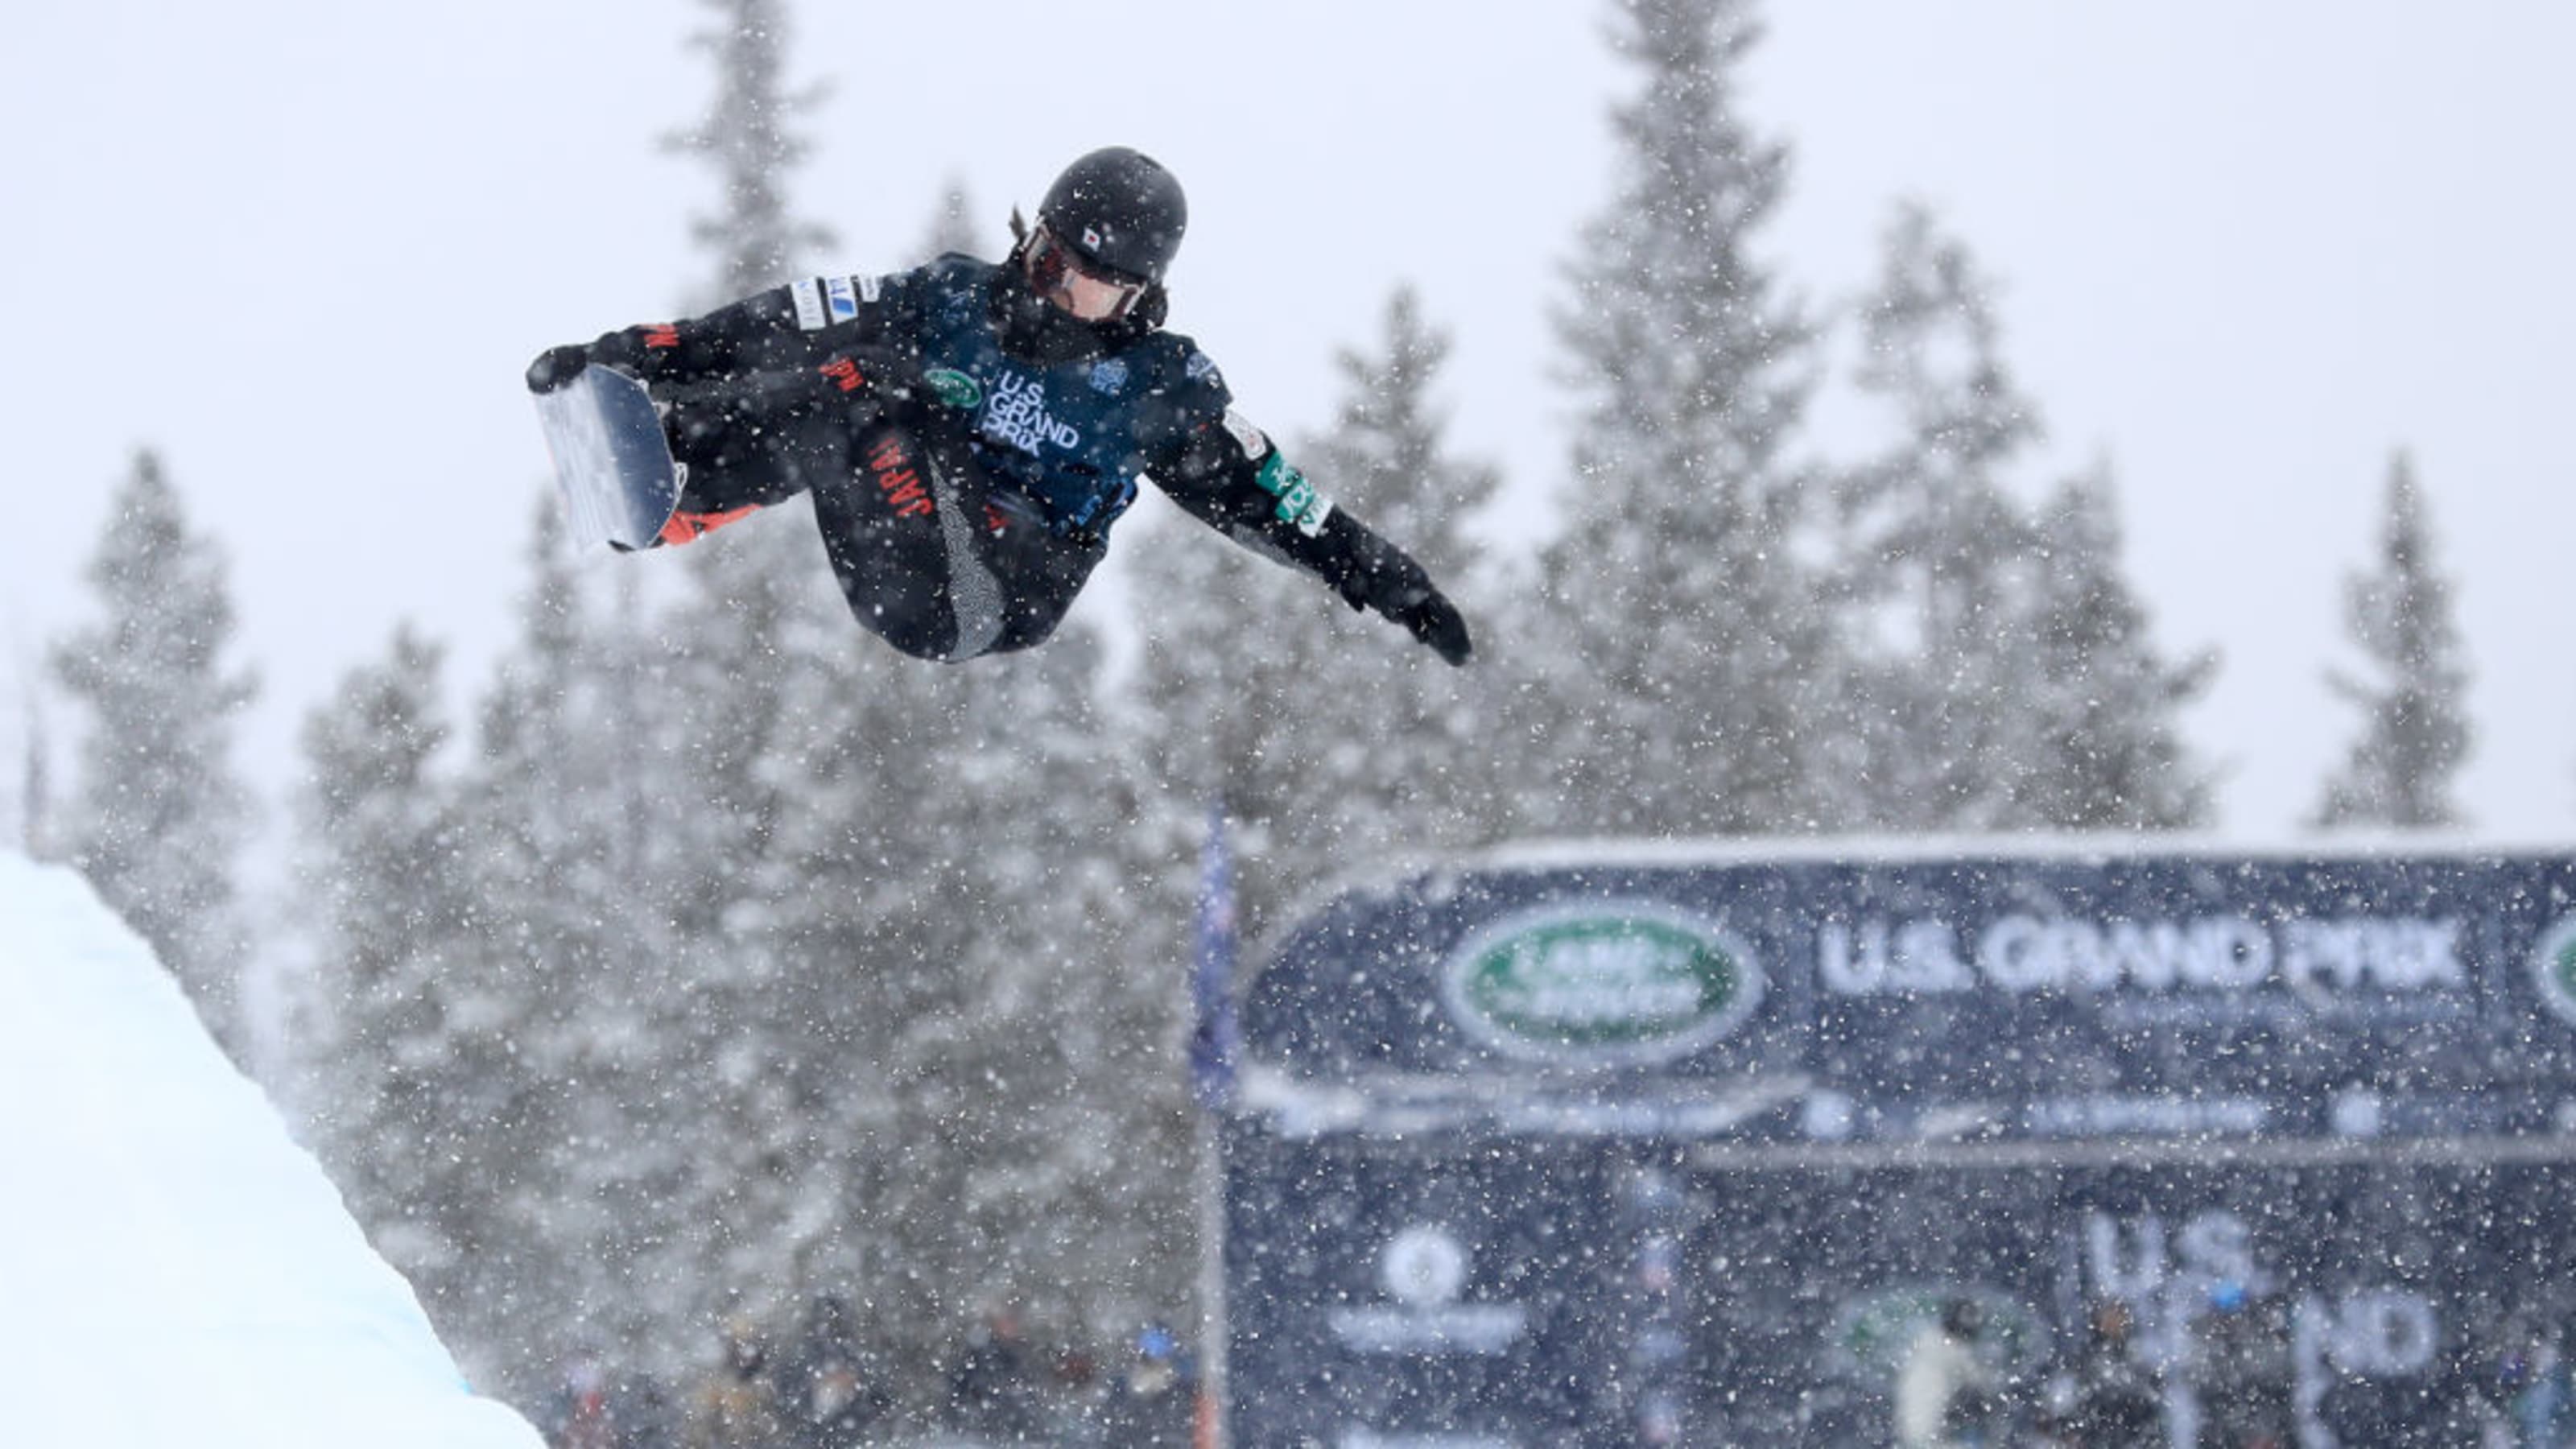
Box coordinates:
[1038,147,1187,284]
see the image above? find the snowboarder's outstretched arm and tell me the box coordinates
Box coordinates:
[527,290,788,393]
[526,282,951,452]
[525,277,916,395]
[1158,414,1472,667]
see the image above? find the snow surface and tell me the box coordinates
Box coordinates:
[0,852,543,1449]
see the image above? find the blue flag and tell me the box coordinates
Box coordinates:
[1187,804,1242,1113]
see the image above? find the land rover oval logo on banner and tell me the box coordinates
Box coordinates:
[2535,914,2576,1026]
[1443,903,1763,1067]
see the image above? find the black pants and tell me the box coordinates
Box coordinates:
[660,378,1103,662]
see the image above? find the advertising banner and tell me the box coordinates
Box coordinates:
[1222,847,2576,1447]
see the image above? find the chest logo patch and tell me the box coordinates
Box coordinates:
[981,369,1081,452]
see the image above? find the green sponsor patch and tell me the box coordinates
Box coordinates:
[923,367,983,410]
[1253,449,1331,535]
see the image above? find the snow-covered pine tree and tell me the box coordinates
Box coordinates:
[1123,494,1265,778]
[443,48,755,1350]
[50,448,258,1055]
[639,72,1183,1385]
[626,0,898,1378]
[283,624,488,1311]
[1283,286,1510,857]
[2310,450,2472,830]
[865,632,1195,1363]
[1518,0,1835,839]
[436,503,694,1385]
[1129,286,1502,935]
[651,0,852,888]
[2011,466,2217,830]
[1121,501,1293,947]
[666,0,835,308]
[1829,202,2048,831]
[1116,287,1511,1343]
[654,0,849,898]
[654,0,852,933]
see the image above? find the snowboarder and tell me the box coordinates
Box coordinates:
[526,146,1472,667]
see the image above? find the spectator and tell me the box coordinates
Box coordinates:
[1898,1296,1999,1448]
[777,1293,891,1449]
[2194,1281,2293,1449]
[541,1348,618,1449]
[1045,1345,1108,1446]
[946,1304,1043,1442]
[2057,1300,2164,1448]
[685,1313,786,1449]
[1095,1324,1197,1449]
[612,1369,680,1449]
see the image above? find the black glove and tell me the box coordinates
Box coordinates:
[1387,584,1473,667]
[1331,529,1474,667]
[525,344,592,394]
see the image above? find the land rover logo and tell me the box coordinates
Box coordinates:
[923,367,984,410]
[1443,903,1761,1066]
[2536,914,2576,1026]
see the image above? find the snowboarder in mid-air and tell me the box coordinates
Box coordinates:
[526,147,1472,667]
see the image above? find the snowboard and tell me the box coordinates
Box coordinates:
[532,365,683,551]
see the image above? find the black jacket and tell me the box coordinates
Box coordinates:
[574,252,1470,664]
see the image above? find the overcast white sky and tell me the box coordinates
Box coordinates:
[5,2,2570,844]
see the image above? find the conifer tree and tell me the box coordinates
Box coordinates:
[1518,0,1834,838]
[655,0,848,898]
[867,635,1194,1353]
[642,0,980,1379]
[1274,287,1510,871]
[1121,503,1283,927]
[667,0,835,308]
[51,449,259,1054]
[285,624,481,1302]
[1130,287,1502,931]
[277,0,868,1394]
[1823,204,2218,835]
[657,0,846,885]
[619,15,1187,1381]
[292,514,691,1389]
[444,503,696,1381]
[1118,291,1519,1381]
[2011,467,2218,830]
[2311,451,2472,830]
[1830,203,2049,830]
[654,0,847,893]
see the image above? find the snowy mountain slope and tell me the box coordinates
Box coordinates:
[0,852,543,1449]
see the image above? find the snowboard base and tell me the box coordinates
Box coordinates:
[533,367,683,551]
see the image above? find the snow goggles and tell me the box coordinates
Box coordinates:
[1026,225,1149,322]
